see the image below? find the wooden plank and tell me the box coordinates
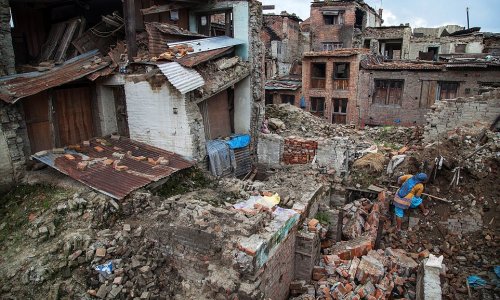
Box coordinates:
[22,91,52,153]
[39,22,67,61]
[205,90,232,139]
[141,4,181,15]
[54,18,80,63]
[113,86,130,137]
[124,0,138,59]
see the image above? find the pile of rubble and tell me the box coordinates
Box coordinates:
[290,247,419,300]
[364,126,423,148]
[290,197,424,300]
[265,104,363,139]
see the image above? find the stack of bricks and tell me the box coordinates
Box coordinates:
[282,138,318,165]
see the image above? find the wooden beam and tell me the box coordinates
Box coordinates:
[124,0,137,60]
[262,5,275,10]
[140,4,182,15]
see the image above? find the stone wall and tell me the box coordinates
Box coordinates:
[357,26,412,59]
[0,0,15,76]
[409,34,484,60]
[0,102,28,191]
[423,89,500,142]
[249,0,265,156]
[357,68,500,126]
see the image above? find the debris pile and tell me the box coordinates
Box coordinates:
[292,247,419,300]
[265,104,363,139]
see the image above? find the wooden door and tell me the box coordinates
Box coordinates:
[419,80,437,108]
[113,86,129,137]
[199,90,232,140]
[54,86,94,146]
[23,91,52,153]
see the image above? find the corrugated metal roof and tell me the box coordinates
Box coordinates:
[168,36,244,54]
[0,50,110,103]
[158,62,205,94]
[32,137,194,199]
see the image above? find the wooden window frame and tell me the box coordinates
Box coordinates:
[310,97,325,117]
[280,94,295,105]
[372,79,404,106]
[310,62,326,89]
[437,81,459,100]
[332,98,348,124]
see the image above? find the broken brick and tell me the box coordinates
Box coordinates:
[64,154,75,160]
[94,146,104,152]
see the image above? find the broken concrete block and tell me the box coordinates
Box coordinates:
[95,248,106,257]
[96,284,109,299]
[356,255,385,284]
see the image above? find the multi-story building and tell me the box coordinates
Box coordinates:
[301,49,369,124]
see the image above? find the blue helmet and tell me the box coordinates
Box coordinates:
[415,173,428,182]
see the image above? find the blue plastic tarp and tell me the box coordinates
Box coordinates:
[225,134,251,149]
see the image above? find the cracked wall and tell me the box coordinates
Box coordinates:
[0,102,28,191]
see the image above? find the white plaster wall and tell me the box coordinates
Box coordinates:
[0,126,13,189]
[234,76,251,134]
[124,80,195,158]
[466,42,483,53]
[232,1,250,60]
[95,84,119,136]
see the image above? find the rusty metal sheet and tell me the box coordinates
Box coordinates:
[0,50,110,103]
[32,136,194,199]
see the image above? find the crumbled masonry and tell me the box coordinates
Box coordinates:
[0,0,499,299]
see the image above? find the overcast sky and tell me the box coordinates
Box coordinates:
[262,0,500,33]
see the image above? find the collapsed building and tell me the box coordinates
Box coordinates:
[261,12,304,78]
[0,0,265,192]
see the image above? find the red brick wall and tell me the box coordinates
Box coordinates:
[261,228,297,300]
[310,4,357,51]
[283,138,318,164]
[301,54,361,124]
[357,68,500,126]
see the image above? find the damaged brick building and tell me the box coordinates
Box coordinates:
[357,56,500,126]
[308,0,383,52]
[0,0,265,191]
[261,12,303,78]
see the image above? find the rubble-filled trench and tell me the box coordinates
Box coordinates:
[0,104,499,300]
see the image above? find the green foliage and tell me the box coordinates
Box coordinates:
[315,211,331,225]
[0,184,71,244]
[156,167,213,198]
